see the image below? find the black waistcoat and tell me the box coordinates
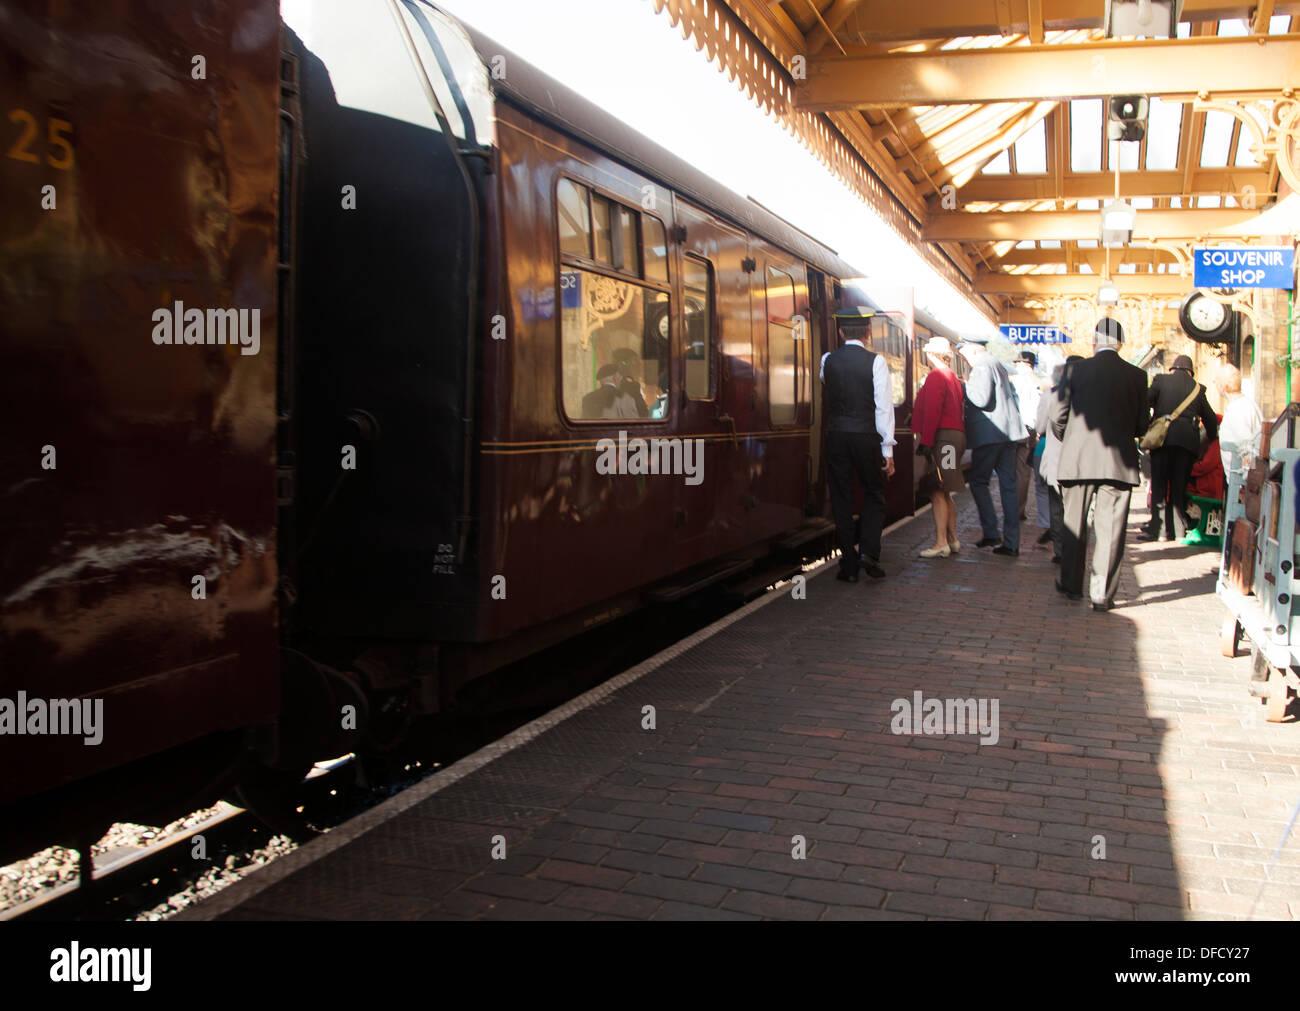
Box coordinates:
[824,344,880,436]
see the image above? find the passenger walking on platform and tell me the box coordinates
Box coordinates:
[1011,351,1042,525]
[913,336,965,558]
[1217,364,1263,477]
[1034,358,1081,564]
[1139,355,1217,542]
[1050,318,1148,611]
[958,338,1027,557]
[821,307,895,582]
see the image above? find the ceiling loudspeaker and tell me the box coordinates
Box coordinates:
[1108,95,1149,142]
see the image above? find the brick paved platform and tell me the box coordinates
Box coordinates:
[188,491,1300,921]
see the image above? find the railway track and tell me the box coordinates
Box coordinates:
[2,803,262,922]
[1,758,359,922]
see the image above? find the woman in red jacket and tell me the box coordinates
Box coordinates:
[913,336,967,558]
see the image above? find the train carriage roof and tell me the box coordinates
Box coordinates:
[914,306,959,343]
[450,13,869,292]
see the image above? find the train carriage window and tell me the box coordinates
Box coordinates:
[557,179,673,423]
[684,256,714,400]
[874,319,907,407]
[558,179,591,258]
[560,271,670,421]
[592,195,614,265]
[616,206,639,275]
[283,0,458,137]
[767,266,799,424]
[914,326,932,391]
[643,218,667,282]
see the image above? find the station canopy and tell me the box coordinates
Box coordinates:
[650,1,1300,338]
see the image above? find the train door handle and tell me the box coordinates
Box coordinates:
[717,413,738,447]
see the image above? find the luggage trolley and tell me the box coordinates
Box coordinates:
[1217,403,1300,722]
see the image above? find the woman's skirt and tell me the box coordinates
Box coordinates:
[929,428,966,494]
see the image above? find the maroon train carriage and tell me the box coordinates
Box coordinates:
[0,0,953,861]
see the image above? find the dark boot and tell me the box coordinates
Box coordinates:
[1138,504,1161,541]
[1166,502,1187,541]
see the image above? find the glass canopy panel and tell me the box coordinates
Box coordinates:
[982,149,1011,174]
[1013,118,1047,174]
[1109,140,1139,172]
[1200,110,1234,167]
[1144,98,1182,171]
[1071,100,1103,172]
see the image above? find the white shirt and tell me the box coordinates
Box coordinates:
[1010,371,1041,432]
[819,339,897,459]
[1220,394,1263,475]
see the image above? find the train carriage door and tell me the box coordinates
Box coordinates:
[670,199,752,564]
[873,311,914,521]
[805,267,828,514]
[754,246,811,536]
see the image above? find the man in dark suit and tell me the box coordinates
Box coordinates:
[1140,354,1219,541]
[821,307,896,582]
[1050,318,1149,611]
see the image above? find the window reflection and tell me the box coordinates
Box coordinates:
[684,256,714,400]
[562,271,670,421]
[767,267,798,424]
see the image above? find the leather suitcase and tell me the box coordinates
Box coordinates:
[1225,517,1257,596]
[1244,460,1268,524]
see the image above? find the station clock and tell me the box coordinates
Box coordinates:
[1179,290,1234,344]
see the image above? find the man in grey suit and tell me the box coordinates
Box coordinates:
[959,338,1028,556]
[1049,318,1149,611]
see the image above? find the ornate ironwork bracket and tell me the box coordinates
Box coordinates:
[1192,94,1300,199]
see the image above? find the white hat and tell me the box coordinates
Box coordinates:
[923,336,952,355]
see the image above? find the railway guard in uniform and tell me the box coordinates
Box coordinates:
[820,307,896,582]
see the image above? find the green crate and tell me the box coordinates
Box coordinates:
[1183,494,1224,548]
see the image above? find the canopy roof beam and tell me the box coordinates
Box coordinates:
[942,169,1274,206]
[835,0,1300,44]
[999,305,1183,324]
[976,272,1189,295]
[807,0,863,55]
[925,207,1257,240]
[796,35,1300,110]
[991,247,1180,266]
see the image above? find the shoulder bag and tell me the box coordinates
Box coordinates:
[1140,383,1201,451]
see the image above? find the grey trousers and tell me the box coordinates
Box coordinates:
[1060,481,1132,606]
